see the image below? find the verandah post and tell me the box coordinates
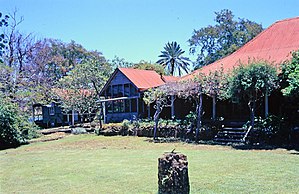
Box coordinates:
[171,95,175,119]
[265,91,269,118]
[212,95,216,121]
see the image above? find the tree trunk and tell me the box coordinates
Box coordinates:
[91,80,100,97]
[158,152,190,194]
[195,94,203,142]
[154,116,158,140]
[248,100,256,128]
[153,102,162,140]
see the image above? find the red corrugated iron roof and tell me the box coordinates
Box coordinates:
[53,88,94,99]
[119,68,179,91]
[182,16,299,80]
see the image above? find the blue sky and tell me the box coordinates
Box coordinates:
[2,0,299,64]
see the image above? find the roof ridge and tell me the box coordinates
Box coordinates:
[118,67,157,73]
[183,17,277,79]
[181,16,299,81]
[235,16,299,55]
[274,16,299,24]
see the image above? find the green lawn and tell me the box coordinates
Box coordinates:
[1,135,298,194]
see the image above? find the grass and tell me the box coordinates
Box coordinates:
[1,134,298,194]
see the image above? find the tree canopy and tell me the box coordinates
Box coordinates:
[133,61,165,75]
[157,41,191,76]
[189,9,263,69]
[281,50,299,97]
[229,62,278,127]
[55,57,112,114]
[0,12,9,62]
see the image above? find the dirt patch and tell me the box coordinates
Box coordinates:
[29,132,70,143]
[39,127,72,135]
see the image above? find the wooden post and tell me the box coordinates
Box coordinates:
[212,95,216,121]
[137,98,139,114]
[171,95,175,119]
[148,104,151,120]
[265,92,269,118]
[103,102,106,124]
[72,109,75,126]
[122,84,125,112]
[67,113,70,124]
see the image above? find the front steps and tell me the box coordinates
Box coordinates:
[214,121,247,143]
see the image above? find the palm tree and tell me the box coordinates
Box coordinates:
[157,41,191,76]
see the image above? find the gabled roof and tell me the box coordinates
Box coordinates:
[100,68,179,95]
[119,68,179,91]
[182,16,299,80]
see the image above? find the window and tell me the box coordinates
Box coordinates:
[104,83,139,114]
[124,99,130,112]
[107,101,113,113]
[112,85,118,97]
[112,100,124,113]
[113,101,119,112]
[49,106,55,115]
[106,86,112,97]
[119,100,124,112]
[117,85,123,97]
[124,84,130,97]
[130,85,137,96]
[131,99,137,112]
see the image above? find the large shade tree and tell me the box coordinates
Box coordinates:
[189,9,263,69]
[54,51,112,123]
[157,41,191,76]
[229,62,278,128]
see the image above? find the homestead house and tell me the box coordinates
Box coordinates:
[182,16,299,121]
[34,17,299,126]
[98,68,178,123]
[101,17,299,123]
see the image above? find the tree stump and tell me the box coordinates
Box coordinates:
[158,152,190,194]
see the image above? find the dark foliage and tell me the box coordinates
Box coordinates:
[189,9,263,69]
[0,97,39,149]
[246,115,295,146]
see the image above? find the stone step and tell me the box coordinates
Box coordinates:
[215,136,244,141]
[216,133,245,139]
[214,138,243,143]
[214,120,248,143]
[218,131,247,135]
[222,127,247,131]
[223,122,246,128]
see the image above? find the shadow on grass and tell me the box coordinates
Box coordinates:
[232,143,299,153]
[0,142,27,151]
[144,137,182,144]
[143,137,299,154]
